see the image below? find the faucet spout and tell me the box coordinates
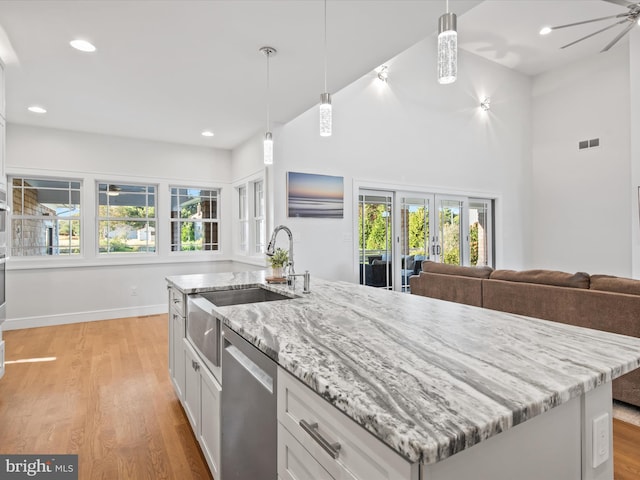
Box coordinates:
[266,225,295,276]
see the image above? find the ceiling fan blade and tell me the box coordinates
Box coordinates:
[602,0,636,8]
[560,19,628,49]
[601,20,636,51]
[551,13,627,30]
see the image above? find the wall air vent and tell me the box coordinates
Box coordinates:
[578,138,600,150]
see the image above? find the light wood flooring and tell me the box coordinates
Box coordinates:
[0,315,211,480]
[1,315,639,479]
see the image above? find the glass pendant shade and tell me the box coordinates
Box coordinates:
[437,12,457,85]
[264,132,273,165]
[320,93,332,137]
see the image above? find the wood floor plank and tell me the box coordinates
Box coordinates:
[1,315,639,479]
[0,316,212,480]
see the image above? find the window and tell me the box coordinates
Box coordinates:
[11,177,81,256]
[98,183,156,254]
[238,185,248,253]
[170,187,219,252]
[253,180,265,254]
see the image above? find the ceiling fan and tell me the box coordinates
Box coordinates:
[541,0,640,52]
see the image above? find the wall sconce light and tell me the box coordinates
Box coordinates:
[480,97,491,111]
[377,65,389,83]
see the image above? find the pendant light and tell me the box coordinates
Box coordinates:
[437,0,457,85]
[319,0,332,137]
[260,46,276,165]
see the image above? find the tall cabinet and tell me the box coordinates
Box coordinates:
[0,57,5,380]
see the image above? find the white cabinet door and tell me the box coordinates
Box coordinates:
[170,312,185,400]
[183,340,201,435]
[200,364,221,480]
[279,423,335,480]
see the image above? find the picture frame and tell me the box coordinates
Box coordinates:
[287,171,344,218]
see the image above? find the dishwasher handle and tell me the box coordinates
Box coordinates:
[225,343,274,394]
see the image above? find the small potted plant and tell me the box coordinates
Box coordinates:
[267,248,288,278]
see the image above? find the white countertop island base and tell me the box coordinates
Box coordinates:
[167,272,639,480]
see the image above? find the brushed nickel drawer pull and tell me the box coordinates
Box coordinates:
[299,419,341,459]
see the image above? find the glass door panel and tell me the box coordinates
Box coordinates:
[399,196,430,291]
[436,197,466,265]
[358,191,393,290]
[469,199,492,267]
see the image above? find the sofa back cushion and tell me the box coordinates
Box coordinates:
[422,260,493,279]
[489,269,590,289]
[590,274,640,296]
[410,272,484,307]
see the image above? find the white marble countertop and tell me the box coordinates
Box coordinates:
[166,271,640,465]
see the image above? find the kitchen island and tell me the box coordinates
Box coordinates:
[166,270,640,480]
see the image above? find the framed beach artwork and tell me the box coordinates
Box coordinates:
[287,171,344,218]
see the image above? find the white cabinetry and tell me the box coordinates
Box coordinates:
[0,58,5,187]
[167,283,221,480]
[184,338,221,479]
[168,286,185,400]
[277,368,418,480]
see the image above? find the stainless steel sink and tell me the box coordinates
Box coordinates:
[199,286,293,307]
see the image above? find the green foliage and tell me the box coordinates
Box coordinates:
[267,248,288,268]
[470,222,479,266]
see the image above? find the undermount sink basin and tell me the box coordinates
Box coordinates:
[200,286,294,307]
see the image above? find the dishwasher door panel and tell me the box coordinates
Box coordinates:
[221,326,277,480]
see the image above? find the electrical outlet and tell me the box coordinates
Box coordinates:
[592,412,609,468]
[131,287,138,296]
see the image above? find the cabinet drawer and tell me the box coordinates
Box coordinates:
[278,423,336,480]
[277,368,415,480]
[168,287,186,317]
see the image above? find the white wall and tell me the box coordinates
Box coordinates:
[631,30,640,279]
[270,35,533,282]
[531,44,632,277]
[5,124,261,329]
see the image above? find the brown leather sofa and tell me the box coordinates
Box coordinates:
[409,261,640,408]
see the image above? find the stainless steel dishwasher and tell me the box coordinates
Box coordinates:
[221,324,277,479]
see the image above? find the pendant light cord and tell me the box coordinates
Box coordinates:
[266,50,270,131]
[324,0,328,93]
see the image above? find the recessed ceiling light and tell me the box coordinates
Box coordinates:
[27,106,47,114]
[201,131,214,137]
[539,26,552,36]
[70,39,96,52]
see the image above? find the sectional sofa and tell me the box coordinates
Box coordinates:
[409,261,640,408]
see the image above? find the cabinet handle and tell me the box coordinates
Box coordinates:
[173,298,180,304]
[192,360,200,372]
[299,419,341,459]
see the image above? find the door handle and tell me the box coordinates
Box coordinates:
[299,419,341,459]
[436,245,441,255]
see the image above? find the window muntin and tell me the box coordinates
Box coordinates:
[170,187,219,252]
[11,177,81,256]
[238,185,248,253]
[253,180,265,254]
[98,183,156,254]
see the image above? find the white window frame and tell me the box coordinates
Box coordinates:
[9,175,83,258]
[233,172,266,263]
[169,186,221,253]
[97,181,158,255]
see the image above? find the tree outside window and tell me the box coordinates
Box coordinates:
[98,183,156,254]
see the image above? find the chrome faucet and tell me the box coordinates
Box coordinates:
[266,225,295,277]
[266,225,311,293]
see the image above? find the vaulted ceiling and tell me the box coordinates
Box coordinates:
[0,1,632,150]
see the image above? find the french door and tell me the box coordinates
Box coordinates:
[358,188,493,292]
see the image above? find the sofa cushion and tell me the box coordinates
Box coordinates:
[590,274,640,296]
[489,269,590,289]
[421,260,493,279]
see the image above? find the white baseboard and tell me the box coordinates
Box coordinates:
[2,304,168,330]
